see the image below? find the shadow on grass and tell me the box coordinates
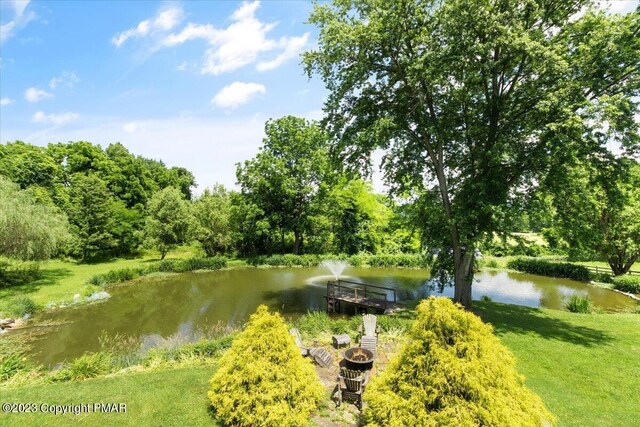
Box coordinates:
[473,301,612,347]
[0,268,73,301]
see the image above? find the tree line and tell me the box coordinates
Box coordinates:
[0,121,420,263]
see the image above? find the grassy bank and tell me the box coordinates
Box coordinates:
[1,302,638,426]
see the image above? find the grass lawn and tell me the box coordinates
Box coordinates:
[475,302,640,427]
[0,247,204,315]
[0,364,220,427]
[2,302,638,426]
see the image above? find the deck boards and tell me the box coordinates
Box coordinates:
[325,280,405,313]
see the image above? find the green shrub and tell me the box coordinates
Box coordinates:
[296,311,354,337]
[246,253,425,269]
[85,256,228,287]
[6,297,38,317]
[0,261,42,288]
[178,335,236,358]
[611,275,640,294]
[0,352,32,382]
[65,352,112,381]
[564,295,593,313]
[365,254,426,268]
[362,297,554,426]
[208,305,325,427]
[507,258,591,281]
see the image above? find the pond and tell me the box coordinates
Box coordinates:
[13,266,637,366]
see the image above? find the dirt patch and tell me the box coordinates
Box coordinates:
[309,337,403,427]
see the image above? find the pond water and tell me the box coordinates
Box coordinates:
[13,266,636,366]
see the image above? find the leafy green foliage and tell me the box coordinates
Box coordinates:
[611,275,640,294]
[546,160,640,275]
[193,184,232,256]
[507,258,591,282]
[328,179,391,254]
[236,116,331,255]
[67,174,119,260]
[304,0,640,307]
[0,177,70,261]
[0,261,42,289]
[64,353,112,381]
[6,296,38,317]
[85,256,227,286]
[208,305,325,427]
[564,295,593,314]
[0,351,33,382]
[144,187,194,259]
[362,297,554,426]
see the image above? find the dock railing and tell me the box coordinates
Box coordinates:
[326,279,397,304]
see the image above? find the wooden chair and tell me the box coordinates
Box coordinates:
[290,328,310,356]
[358,314,379,355]
[289,328,334,368]
[358,314,379,337]
[336,367,370,410]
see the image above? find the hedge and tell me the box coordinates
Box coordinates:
[246,253,426,269]
[507,258,591,282]
[611,275,640,294]
[86,256,227,287]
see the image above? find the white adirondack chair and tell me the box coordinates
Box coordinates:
[358,314,379,354]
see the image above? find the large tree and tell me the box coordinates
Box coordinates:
[193,184,233,256]
[144,187,194,259]
[0,177,70,261]
[67,174,119,261]
[236,116,331,254]
[548,158,640,275]
[304,0,640,306]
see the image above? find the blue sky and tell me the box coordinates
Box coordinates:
[0,0,327,191]
[1,0,638,192]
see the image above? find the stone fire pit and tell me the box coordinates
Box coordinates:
[344,347,374,370]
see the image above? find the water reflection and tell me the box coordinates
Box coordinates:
[15,266,636,366]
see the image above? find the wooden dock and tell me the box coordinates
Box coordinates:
[325,279,404,314]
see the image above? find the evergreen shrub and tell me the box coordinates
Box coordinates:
[362,297,554,426]
[208,305,325,427]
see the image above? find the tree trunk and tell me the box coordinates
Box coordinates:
[293,230,302,255]
[453,248,475,308]
[608,255,636,276]
[160,249,167,260]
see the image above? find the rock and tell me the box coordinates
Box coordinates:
[86,291,110,302]
[0,318,15,326]
[73,294,81,302]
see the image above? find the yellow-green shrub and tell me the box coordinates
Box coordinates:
[363,297,554,427]
[208,305,325,427]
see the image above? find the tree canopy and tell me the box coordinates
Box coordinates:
[304,0,640,306]
[0,177,70,261]
[236,116,331,254]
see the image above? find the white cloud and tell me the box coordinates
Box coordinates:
[212,82,266,109]
[604,0,638,14]
[123,121,147,133]
[24,87,53,103]
[1,22,16,43]
[160,1,308,75]
[257,33,310,71]
[49,71,80,89]
[0,97,14,106]
[10,0,30,17]
[162,23,217,47]
[1,0,34,44]
[112,5,184,47]
[32,111,79,125]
